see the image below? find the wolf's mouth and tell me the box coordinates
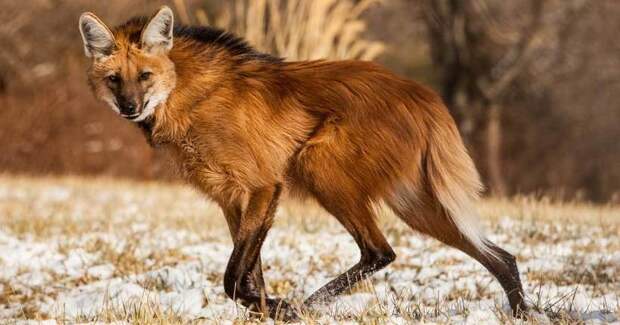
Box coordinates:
[121,113,140,119]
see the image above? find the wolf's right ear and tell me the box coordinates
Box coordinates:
[79,13,116,58]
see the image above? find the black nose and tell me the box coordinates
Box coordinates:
[119,100,137,116]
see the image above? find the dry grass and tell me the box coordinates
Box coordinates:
[481,196,620,226]
[0,175,227,239]
[0,174,618,324]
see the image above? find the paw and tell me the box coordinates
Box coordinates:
[268,298,301,322]
[513,304,529,319]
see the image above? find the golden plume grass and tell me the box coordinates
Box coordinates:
[174,0,384,61]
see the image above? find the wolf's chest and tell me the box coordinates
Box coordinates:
[166,139,243,202]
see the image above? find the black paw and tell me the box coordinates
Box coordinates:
[512,304,529,319]
[268,298,301,322]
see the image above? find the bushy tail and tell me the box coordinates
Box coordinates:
[425,120,496,258]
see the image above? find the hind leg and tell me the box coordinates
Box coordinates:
[292,129,395,307]
[475,241,527,315]
[440,230,527,315]
[388,194,527,316]
[304,195,396,307]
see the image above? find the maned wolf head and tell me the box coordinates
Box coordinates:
[78,7,176,122]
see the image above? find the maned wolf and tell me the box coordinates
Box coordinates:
[79,6,527,320]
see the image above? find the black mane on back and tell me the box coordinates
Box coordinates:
[116,16,280,63]
[174,25,282,63]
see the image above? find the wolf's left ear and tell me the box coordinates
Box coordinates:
[141,6,174,54]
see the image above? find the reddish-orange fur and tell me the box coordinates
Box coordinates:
[81,7,527,320]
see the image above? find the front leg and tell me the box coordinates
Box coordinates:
[222,203,266,296]
[222,184,299,321]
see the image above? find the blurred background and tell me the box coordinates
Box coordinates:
[0,0,618,202]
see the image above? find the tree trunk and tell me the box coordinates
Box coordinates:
[486,104,507,196]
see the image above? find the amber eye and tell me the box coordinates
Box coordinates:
[138,71,152,81]
[107,75,120,83]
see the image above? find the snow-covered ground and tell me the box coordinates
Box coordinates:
[0,176,618,324]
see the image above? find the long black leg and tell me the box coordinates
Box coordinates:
[222,204,266,296]
[222,184,299,321]
[304,203,396,307]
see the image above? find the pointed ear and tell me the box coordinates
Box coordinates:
[141,6,174,54]
[79,13,116,58]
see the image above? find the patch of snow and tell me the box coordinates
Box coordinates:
[87,264,115,279]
